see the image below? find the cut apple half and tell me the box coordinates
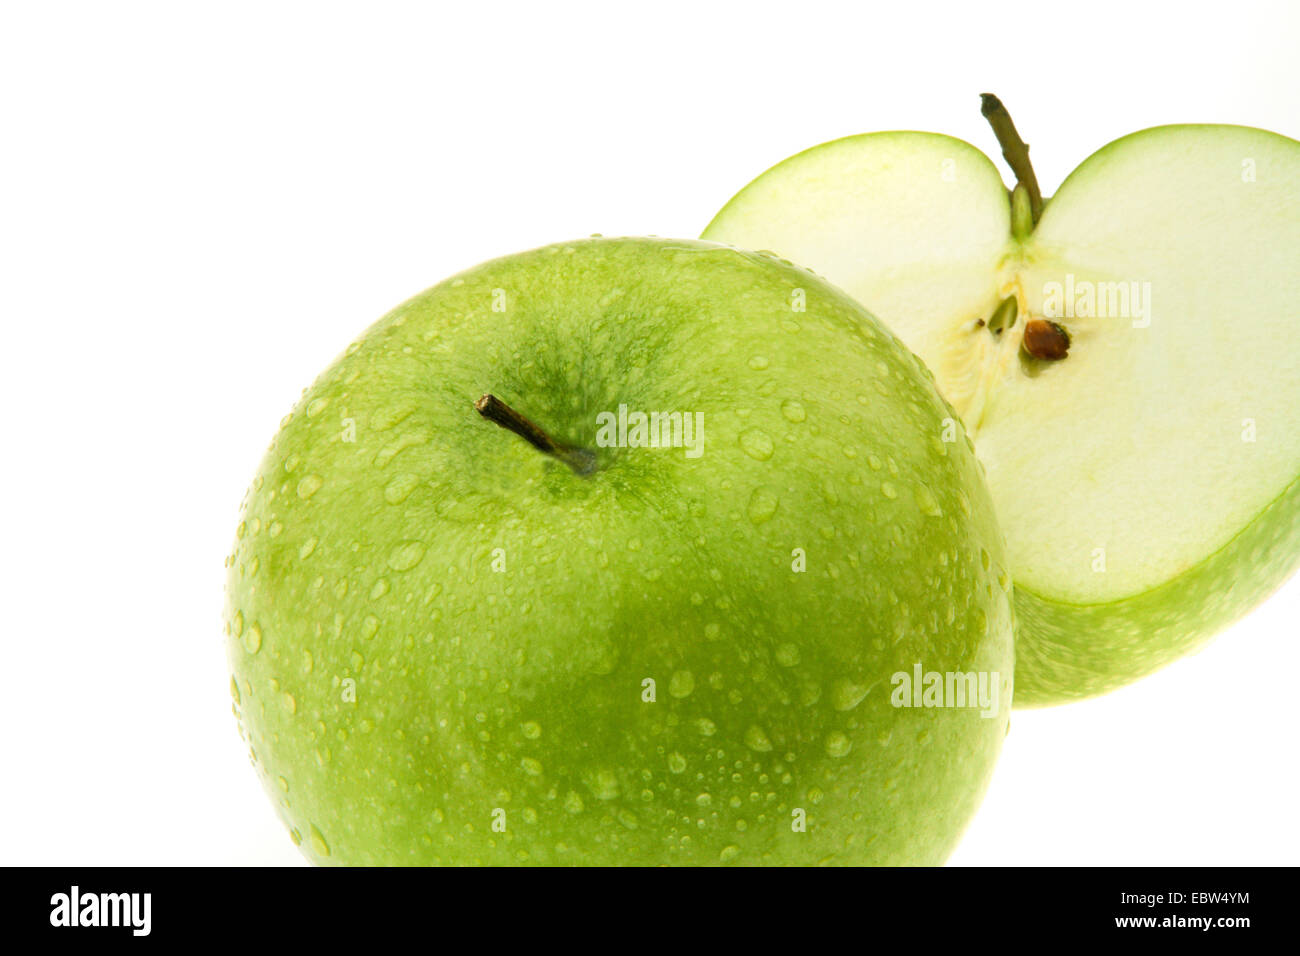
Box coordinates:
[705,108,1300,705]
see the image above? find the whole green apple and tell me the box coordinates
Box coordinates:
[224,237,1013,865]
[704,97,1300,706]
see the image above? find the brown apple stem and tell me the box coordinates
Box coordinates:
[475,393,596,476]
[980,93,1043,226]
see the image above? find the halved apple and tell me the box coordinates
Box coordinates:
[704,101,1300,705]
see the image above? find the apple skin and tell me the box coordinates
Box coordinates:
[224,237,1013,865]
[1014,478,1300,704]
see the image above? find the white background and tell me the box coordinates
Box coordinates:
[2,0,1297,866]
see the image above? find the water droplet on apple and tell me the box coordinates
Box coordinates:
[831,679,871,711]
[308,824,331,857]
[880,481,898,499]
[374,429,430,468]
[780,399,806,423]
[748,355,770,370]
[371,403,416,432]
[825,732,852,758]
[384,473,421,504]
[775,643,800,667]
[744,725,774,752]
[738,429,774,461]
[719,844,741,862]
[387,541,426,571]
[296,474,323,499]
[746,487,780,524]
[242,624,262,655]
[584,769,619,801]
[669,670,695,698]
[914,485,942,517]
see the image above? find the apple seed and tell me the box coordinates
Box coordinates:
[1021,319,1070,361]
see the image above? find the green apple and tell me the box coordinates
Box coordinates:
[224,237,1013,865]
[703,98,1300,706]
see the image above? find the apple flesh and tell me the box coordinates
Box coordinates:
[704,123,1300,705]
[224,237,1013,865]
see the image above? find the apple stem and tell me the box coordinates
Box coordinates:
[475,393,597,476]
[980,93,1044,227]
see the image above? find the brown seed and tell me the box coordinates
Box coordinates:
[1022,319,1070,361]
